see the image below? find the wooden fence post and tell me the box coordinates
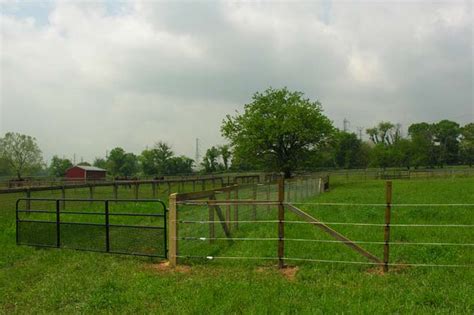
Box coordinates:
[89,185,94,203]
[152,182,157,199]
[234,186,239,230]
[209,195,215,243]
[113,183,118,200]
[252,184,257,220]
[384,181,392,272]
[278,177,285,269]
[169,193,178,267]
[226,190,231,231]
[26,189,31,211]
[134,183,139,199]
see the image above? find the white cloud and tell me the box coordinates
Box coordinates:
[0,0,472,163]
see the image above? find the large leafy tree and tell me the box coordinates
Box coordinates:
[49,156,73,177]
[221,87,333,177]
[0,132,44,179]
[366,122,401,145]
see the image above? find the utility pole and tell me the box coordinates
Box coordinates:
[357,127,363,141]
[343,118,350,132]
[195,138,200,165]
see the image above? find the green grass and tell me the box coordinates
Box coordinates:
[1,178,473,313]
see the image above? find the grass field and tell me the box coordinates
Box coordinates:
[1,177,473,313]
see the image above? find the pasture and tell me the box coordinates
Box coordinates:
[1,177,473,313]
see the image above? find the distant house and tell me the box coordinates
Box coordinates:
[65,165,107,181]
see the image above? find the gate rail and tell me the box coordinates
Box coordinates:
[16,198,167,258]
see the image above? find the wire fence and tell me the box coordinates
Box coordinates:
[170,176,473,270]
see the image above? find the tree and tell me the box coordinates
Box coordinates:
[433,120,461,166]
[139,141,178,176]
[333,132,364,169]
[0,132,43,179]
[366,122,400,145]
[107,147,138,177]
[460,123,474,167]
[221,87,333,177]
[201,146,221,173]
[49,156,73,177]
[93,157,108,170]
[408,122,437,168]
[167,156,194,174]
[218,145,232,170]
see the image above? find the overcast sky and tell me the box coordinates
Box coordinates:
[1,0,472,163]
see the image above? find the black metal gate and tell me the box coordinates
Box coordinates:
[16,198,167,258]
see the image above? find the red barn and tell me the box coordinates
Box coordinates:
[65,165,107,182]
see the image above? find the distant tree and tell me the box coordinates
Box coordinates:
[370,143,392,170]
[93,157,108,170]
[221,87,333,177]
[0,132,43,180]
[366,122,400,145]
[391,138,413,169]
[334,132,364,169]
[107,147,138,177]
[77,161,91,166]
[460,123,474,167]
[218,145,232,170]
[433,120,461,166]
[0,157,12,176]
[49,156,73,177]
[408,122,438,168]
[167,156,194,174]
[139,142,176,176]
[201,146,221,173]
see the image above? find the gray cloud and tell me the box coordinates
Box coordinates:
[0,0,472,163]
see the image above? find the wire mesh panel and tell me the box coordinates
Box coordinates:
[16,198,167,258]
[17,221,56,247]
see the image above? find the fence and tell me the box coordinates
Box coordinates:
[327,168,474,181]
[0,174,263,206]
[169,176,473,271]
[16,198,168,257]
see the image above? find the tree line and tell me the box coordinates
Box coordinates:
[1,88,472,180]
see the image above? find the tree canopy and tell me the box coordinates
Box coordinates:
[221,87,334,177]
[0,132,43,179]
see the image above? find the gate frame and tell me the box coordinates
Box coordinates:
[16,198,168,258]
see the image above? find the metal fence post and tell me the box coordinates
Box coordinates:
[278,177,285,269]
[105,200,110,252]
[384,181,392,272]
[56,200,61,248]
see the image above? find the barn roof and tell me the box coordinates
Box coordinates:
[73,165,107,172]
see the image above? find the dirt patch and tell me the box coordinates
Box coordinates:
[280,265,299,281]
[146,261,192,274]
[366,263,411,275]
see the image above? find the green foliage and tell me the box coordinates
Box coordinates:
[107,147,138,177]
[0,132,43,179]
[222,87,334,177]
[49,156,73,177]
[201,146,221,173]
[366,122,400,145]
[460,123,474,167]
[93,158,108,170]
[433,120,461,165]
[140,142,193,176]
[333,132,367,169]
[218,145,231,170]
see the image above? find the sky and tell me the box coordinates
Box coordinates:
[0,0,473,164]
